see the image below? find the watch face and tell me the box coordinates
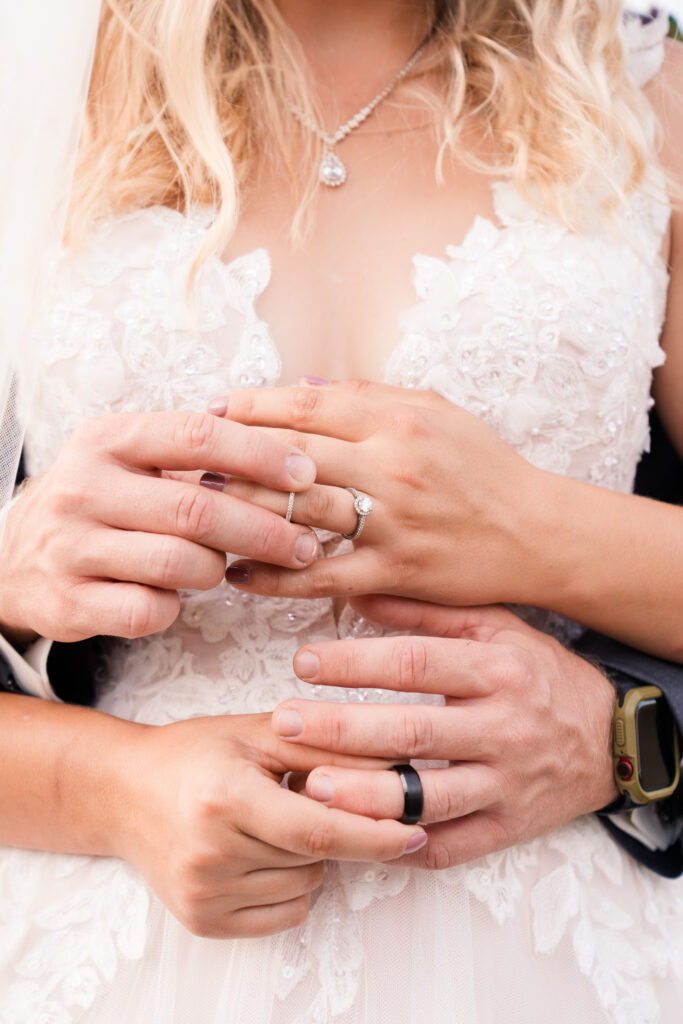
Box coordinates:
[636,698,677,793]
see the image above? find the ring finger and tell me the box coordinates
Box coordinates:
[222,479,367,537]
[304,764,503,824]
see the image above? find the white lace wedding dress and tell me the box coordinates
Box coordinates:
[4,59,683,1024]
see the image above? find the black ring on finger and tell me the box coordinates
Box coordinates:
[390,764,424,825]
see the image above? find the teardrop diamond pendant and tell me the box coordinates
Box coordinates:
[319,152,347,188]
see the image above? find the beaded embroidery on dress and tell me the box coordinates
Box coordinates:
[3,31,683,1024]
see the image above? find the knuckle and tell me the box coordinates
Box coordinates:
[423,839,456,871]
[192,780,228,822]
[429,774,464,822]
[234,390,255,421]
[493,645,529,693]
[149,539,185,586]
[302,816,337,858]
[241,428,272,470]
[389,407,428,439]
[254,513,286,562]
[174,488,215,541]
[278,429,308,454]
[394,709,432,759]
[318,710,349,752]
[309,567,346,597]
[48,476,90,516]
[392,640,429,690]
[288,387,323,426]
[311,487,337,522]
[175,854,216,903]
[347,379,373,394]
[71,415,108,451]
[175,412,218,454]
[179,904,218,939]
[120,590,161,638]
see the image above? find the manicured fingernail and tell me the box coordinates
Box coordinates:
[207,395,230,416]
[275,708,304,738]
[226,565,250,585]
[199,471,227,491]
[309,774,335,803]
[293,650,320,680]
[302,376,330,387]
[294,532,318,565]
[286,453,315,484]
[404,832,428,854]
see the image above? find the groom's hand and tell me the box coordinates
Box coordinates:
[0,411,318,643]
[272,597,618,868]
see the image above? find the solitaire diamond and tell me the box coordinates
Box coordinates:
[319,152,347,188]
[342,487,374,540]
[354,495,373,515]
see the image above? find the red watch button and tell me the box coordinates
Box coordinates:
[617,757,634,781]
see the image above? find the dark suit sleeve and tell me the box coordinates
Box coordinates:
[574,630,683,877]
[0,639,98,705]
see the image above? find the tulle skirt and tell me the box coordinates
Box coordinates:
[3,620,683,1024]
[2,814,683,1024]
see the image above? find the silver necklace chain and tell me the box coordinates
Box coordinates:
[289,33,432,187]
[289,37,429,148]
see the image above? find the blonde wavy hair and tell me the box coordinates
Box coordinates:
[70,0,659,260]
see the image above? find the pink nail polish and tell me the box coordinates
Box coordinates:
[404,832,428,854]
[207,395,230,416]
[302,376,330,387]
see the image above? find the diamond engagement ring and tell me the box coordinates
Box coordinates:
[342,487,374,540]
[285,491,296,523]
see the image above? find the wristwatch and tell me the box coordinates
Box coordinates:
[605,669,680,812]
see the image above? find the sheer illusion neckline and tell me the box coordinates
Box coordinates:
[180,181,542,386]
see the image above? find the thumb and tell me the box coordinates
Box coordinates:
[349,594,519,640]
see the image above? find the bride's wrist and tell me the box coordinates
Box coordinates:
[60,709,153,861]
[504,465,579,609]
[513,468,598,614]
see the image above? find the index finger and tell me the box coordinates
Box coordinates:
[246,773,426,862]
[103,411,316,491]
[293,636,507,698]
[226,386,379,442]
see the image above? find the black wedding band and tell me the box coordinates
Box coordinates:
[390,764,424,825]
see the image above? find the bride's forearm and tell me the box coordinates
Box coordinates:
[0,694,147,856]
[526,472,683,661]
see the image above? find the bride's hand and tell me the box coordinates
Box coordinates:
[0,410,319,645]
[214,381,549,606]
[120,713,426,938]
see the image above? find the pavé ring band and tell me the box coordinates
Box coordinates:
[285,491,295,523]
